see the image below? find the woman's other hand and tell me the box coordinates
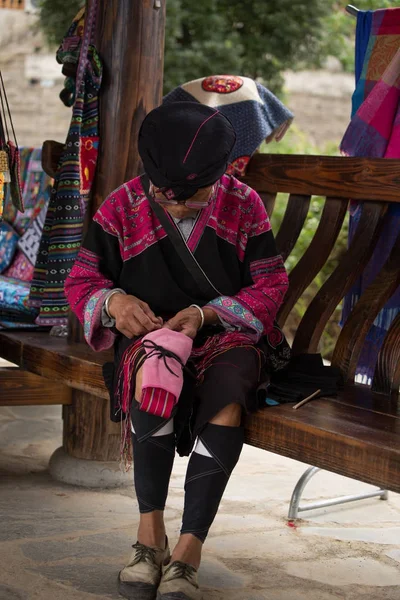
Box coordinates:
[107,293,163,338]
[165,306,218,339]
[164,307,202,339]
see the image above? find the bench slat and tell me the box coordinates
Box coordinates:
[333,231,400,381]
[328,385,400,418]
[0,332,111,399]
[278,197,348,327]
[373,312,400,395]
[275,194,311,261]
[0,368,72,406]
[243,154,400,202]
[293,202,387,354]
[245,395,400,494]
[259,192,277,216]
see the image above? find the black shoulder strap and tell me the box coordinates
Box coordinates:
[141,174,220,301]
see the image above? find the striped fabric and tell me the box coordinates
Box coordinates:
[341,8,400,381]
[29,45,102,325]
[140,388,176,419]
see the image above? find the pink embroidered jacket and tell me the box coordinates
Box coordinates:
[64,174,289,359]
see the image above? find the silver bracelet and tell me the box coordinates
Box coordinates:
[104,289,126,319]
[190,304,205,330]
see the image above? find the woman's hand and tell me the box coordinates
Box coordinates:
[107,293,162,339]
[164,306,219,339]
[164,307,202,339]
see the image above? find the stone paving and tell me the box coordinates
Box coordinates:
[0,404,399,600]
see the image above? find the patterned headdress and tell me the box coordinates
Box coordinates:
[163,75,294,176]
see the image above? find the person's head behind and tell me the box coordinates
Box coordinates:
[138,102,236,215]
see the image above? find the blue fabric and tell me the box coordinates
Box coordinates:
[352,11,373,117]
[0,275,37,322]
[355,11,373,84]
[0,222,19,273]
[342,9,400,382]
[163,82,293,164]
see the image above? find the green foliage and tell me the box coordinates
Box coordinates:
[264,124,340,157]
[317,1,395,73]
[164,0,335,93]
[38,0,84,47]
[39,1,396,89]
[164,0,244,94]
[38,0,337,94]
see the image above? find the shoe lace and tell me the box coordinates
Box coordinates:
[167,561,197,584]
[130,542,157,567]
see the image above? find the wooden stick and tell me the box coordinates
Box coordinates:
[292,389,322,410]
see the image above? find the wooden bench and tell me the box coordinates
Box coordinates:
[0,154,399,498]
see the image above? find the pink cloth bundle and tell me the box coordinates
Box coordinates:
[139,328,193,418]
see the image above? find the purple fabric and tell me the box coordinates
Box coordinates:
[341,8,400,381]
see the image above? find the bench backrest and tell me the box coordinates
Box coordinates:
[243,154,400,396]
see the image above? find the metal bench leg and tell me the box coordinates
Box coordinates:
[288,466,388,521]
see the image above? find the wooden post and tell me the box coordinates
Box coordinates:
[63,0,166,464]
[92,0,166,211]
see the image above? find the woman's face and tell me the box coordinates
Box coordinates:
[151,185,213,220]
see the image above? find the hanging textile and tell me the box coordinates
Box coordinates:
[14,148,52,234]
[29,3,102,326]
[0,172,4,220]
[340,8,400,382]
[0,275,38,329]
[2,148,33,226]
[0,71,23,212]
[0,149,51,329]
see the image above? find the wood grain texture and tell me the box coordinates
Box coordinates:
[327,384,400,418]
[292,202,387,355]
[259,192,277,216]
[243,153,400,202]
[333,232,400,382]
[0,368,72,406]
[63,389,120,461]
[373,313,400,395]
[0,332,110,398]
[275,194,311,261]
[92,0,166,211]
[244,393,400,494]
[278,197,348,327]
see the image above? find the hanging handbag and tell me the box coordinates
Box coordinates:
[0,81,10,186]
[0,71,23,212]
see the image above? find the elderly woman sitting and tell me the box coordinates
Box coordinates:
[65,101,289,600]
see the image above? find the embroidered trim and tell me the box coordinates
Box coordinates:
[94,181,168,261]
[205,175,271,261]
[206,296,264,342]
[201,75,244,94]
[84,288,116,351]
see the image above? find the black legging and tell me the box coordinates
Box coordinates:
[131,405,244,542]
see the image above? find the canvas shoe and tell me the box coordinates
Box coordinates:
[157,560,202,600]
[118,539,170,600]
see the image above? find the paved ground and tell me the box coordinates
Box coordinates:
[0,403,399,600]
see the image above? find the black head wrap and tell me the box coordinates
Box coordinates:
[138,102,236,200]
